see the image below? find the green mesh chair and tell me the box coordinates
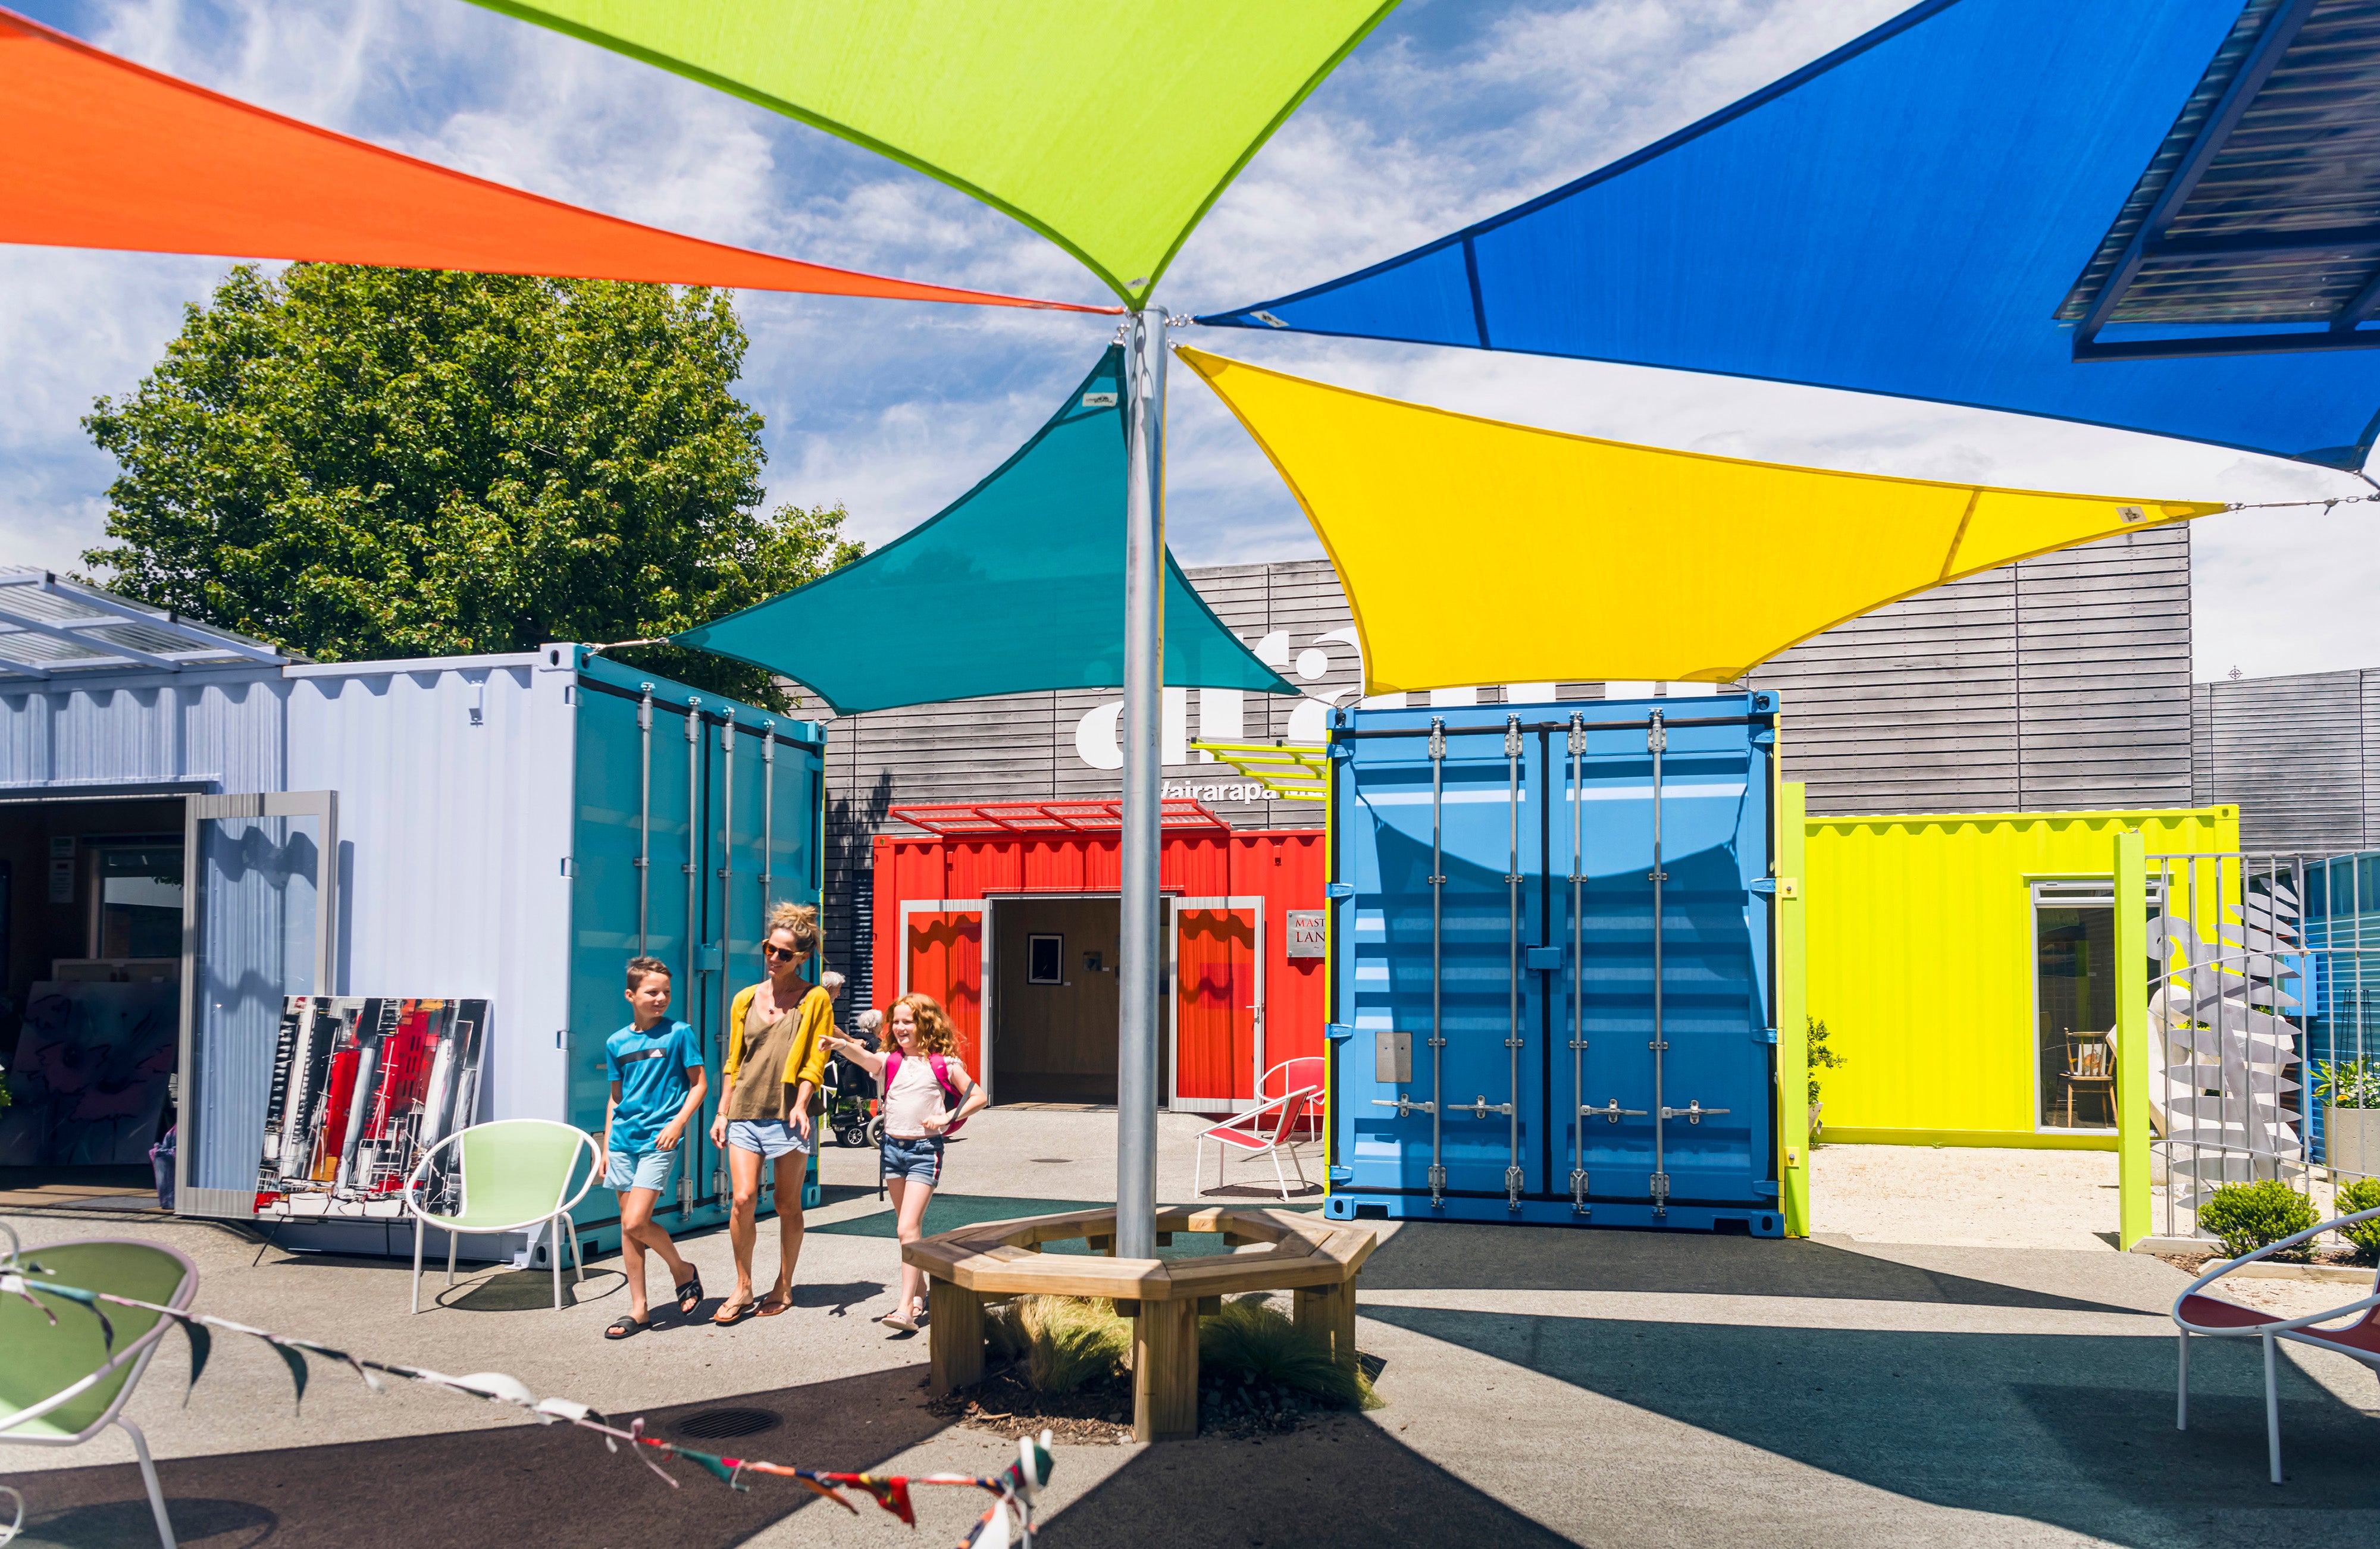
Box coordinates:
[402,1118,598,1313]
[1,1235,198,1548]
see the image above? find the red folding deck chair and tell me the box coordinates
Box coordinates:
[1195,1056,1323,1202]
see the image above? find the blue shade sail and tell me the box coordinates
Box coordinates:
[1199,0,2380,471]
[675,347,1297,714]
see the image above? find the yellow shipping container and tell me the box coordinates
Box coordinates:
[1803,805,2238,1150]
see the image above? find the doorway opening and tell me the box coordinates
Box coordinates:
[0,797,186,1173]
[2033,880,2118,1131]
[990,895,1122,1105]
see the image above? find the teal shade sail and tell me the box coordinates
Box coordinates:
[675,347,1297,713]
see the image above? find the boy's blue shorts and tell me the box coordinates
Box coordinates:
[605,1147,678,1194]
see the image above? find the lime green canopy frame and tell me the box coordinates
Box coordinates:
[471,0,1398,306]
[674,346,1298,713]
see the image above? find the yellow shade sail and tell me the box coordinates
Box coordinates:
[1177,346,2226,694]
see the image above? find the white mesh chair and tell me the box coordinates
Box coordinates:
[402,1119,599,1313]
[1,1230,198,1547]
[2172,1202,2380,1483]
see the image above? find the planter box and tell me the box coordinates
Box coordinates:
[2326,1106,2378,1177]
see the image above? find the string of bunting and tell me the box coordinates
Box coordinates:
[1,1252,1054,1549]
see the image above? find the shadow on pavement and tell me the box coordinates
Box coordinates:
[1366,1303,2380,1542]
[9,1365,946,1549]
[1362,1220,2143,1313]
[1041,1416,1577,1549]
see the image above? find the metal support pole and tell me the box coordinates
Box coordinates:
[1428,717,1448,1208]
[637,683,653,955]
[1116,309,1167,1261]
[1648,710,1670,1215]
[715,707,736,1206]
[1568,713,1587,1214]
[1504,715,1524,1210]
[760,723,776,913]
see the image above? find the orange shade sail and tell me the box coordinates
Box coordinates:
[0,8,1117,312]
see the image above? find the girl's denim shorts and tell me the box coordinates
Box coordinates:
[881,1133,944,1184]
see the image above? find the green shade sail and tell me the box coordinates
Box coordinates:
[675,346,1298,714]
[472,1,1398,305]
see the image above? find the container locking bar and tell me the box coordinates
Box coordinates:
[635,683,654,955]
[1661,1101,1730,1125]
[1371,1096,1438,1116]
[1426,717,1448,1208]
[680,695,702,1216]
[1567,712,1587,1214]
[1583,1100,1648,1122]
[1648,710,1670,1216]
[1451,1095,1514,1120]
[1503,714,1524,1212]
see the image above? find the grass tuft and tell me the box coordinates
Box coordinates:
[1198,1294,1380,1409]
[984,1296,1130,1395]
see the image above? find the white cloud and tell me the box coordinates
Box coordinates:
[2,0,2373,679]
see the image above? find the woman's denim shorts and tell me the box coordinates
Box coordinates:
[881,1134,944,1185]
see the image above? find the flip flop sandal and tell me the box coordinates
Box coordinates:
[675,1271,703,1319]
[604,1315,649,1340]
[712,1296,758,1326]
[879,1307,918,1332]
[756,1291,791,1317]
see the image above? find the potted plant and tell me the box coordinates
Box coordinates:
[2315,1059,2379,1178]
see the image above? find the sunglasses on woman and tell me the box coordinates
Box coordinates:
[762,944,799,961]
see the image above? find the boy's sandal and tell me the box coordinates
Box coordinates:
[674,1271,704,1318]
[604,1315,648,1340]
[712,1296,758,1326]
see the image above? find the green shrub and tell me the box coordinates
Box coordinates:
[1198,1294,1379,1410]
[1807,1017,1843,1107]
[2335,1177,2380,1265]
[984,1296,1129,1395]
[2313,1059,2380,1109]
[2197,1180,2319,1262]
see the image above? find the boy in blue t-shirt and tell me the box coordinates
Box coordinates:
[599,956,708,1338]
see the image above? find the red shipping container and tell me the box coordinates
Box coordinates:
[870,802,1324,1116]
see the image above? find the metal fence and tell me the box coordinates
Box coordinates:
[2148,851,2380,1243]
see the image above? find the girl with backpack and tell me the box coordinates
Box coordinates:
[823,992,984,1331]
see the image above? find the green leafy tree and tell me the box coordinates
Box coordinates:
[81,263,860,710]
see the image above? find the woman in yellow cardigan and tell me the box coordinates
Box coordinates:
[705,901,834,1323]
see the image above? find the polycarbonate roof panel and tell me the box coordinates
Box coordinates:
[2060,0,2380,327]
[0,567,292,677]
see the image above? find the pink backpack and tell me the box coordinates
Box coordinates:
[883,1049,975,1137]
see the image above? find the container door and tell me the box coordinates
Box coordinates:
[177,792,337,1219]
[902,904,984,1077]
[1172,896,1264,1112]
[1338,716,1548,1207]
[1562,707,1774,1215]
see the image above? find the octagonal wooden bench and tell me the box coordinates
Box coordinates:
[901,1204,1376,1442]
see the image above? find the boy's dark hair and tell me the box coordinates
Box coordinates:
[625,955,671,990]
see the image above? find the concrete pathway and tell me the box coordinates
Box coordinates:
[5,1114,2373,1547]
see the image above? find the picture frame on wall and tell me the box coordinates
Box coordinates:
[1026,933,1064,984]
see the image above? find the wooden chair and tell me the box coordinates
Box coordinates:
[2060,1029,2116,1127]
[2173,1202,2380,1483]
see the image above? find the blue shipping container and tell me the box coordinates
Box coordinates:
[1324,693,1784,1233]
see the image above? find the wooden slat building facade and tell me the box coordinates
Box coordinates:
[808,527,2218,1002]
[2193,668,2380,855]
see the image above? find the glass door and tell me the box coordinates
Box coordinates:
[2033,880,2119,1132]
[177,792,337,1218]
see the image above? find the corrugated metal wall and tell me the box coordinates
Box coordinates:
[1747,525,2194,816]
[816,534,2196,996]
[1804,805,2238,1146]
[2192,668,2378,854]
[0,667,287,792]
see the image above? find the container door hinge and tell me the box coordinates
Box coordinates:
[1756,1027,1779,1045]
[1325,882,1356,899]
[1325,1023,1355,1044]
[1753,1180,1781,1197]
[1327,1166,1355,1185]
[1748,876,1775,894]
[1750,728,1777,748]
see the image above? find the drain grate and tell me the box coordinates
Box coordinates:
[671,1407,782,1441]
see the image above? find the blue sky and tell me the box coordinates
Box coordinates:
[4,0,2375,679]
